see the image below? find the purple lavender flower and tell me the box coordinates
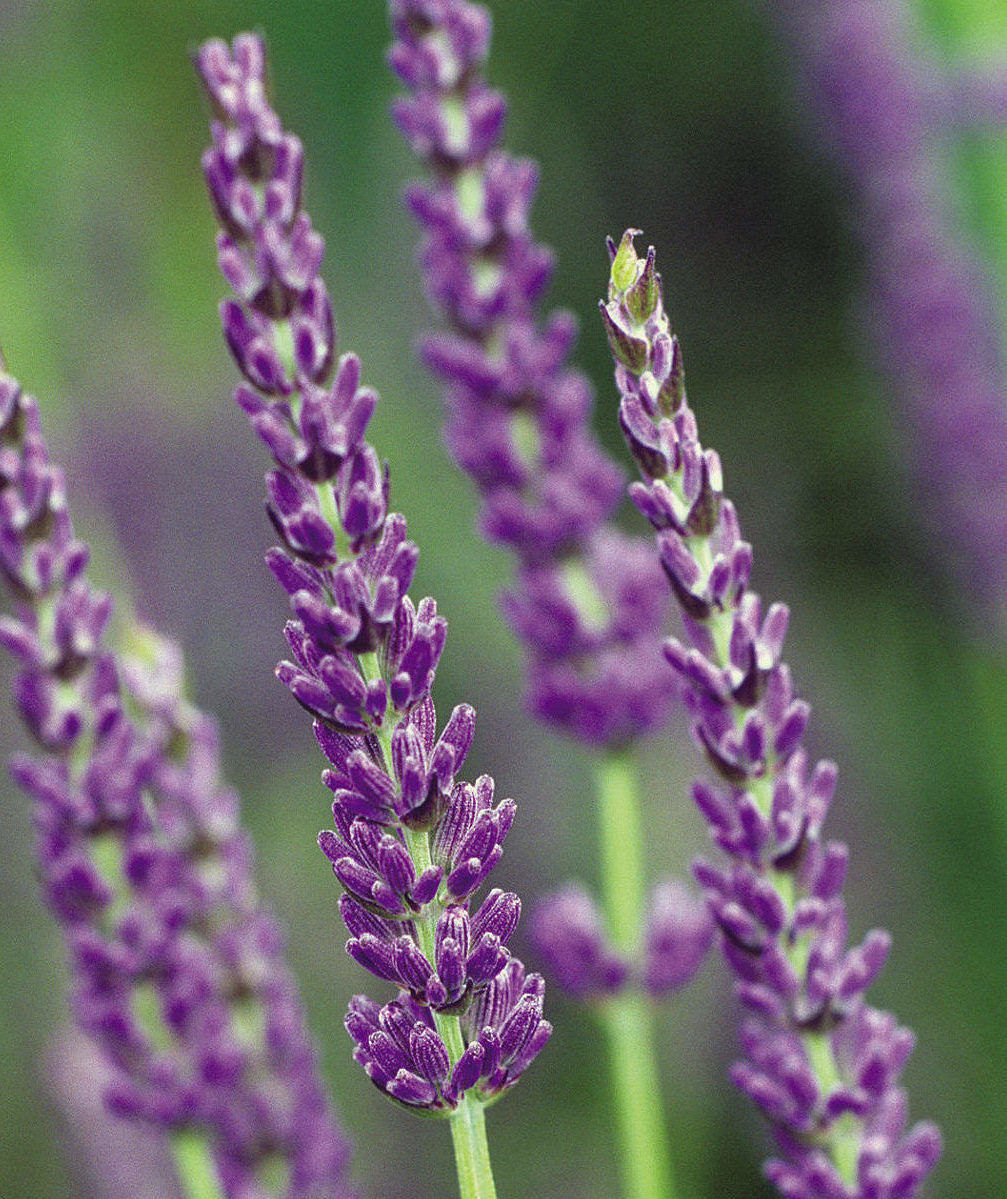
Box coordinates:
[603,231,942,1198]
[387,0,676,747]
[642,880,715,998]
[387,32,710,1198]
[529,885,630,1001]
[0,356,354,1198]
[777,0,1007,616]
[530,881,711,1001]
[195,32,549,1121]
[47,1027,183,1199]
[346,960,549,1112]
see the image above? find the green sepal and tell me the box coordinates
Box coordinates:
[624,244,660,324]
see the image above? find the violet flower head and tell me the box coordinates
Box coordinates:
[0,357,354,1198]
[530,880,712,1001]
[388,0,676,746]
[602,232,942,1198]
[778,0,1007,617]
[529,885,630,1001]
[196,33,549,1115]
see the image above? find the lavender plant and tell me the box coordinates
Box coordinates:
[387,0,675,749]
[0,352,354,1199]
[387,5,710,1196]
[0,10,959,1198]
[602,230,942,1199]
[195,33,550,1199]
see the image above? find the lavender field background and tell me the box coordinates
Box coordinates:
[0,0,1003,1196]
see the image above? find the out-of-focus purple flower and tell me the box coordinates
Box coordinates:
[777,0,1007,617]
[530,886,630,1000]
[47,1026,183,1199]
[643,880,715,998]
[603,232,942,1198]
[196,33,549,1114]
[530,881,712,1001]
[387,0,676,747]
[0,357,354,1198]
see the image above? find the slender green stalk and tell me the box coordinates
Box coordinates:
[449,1096,498,1199]
[171,1131,226,1199]
[596,751,648,947]
[594,750,677,1199]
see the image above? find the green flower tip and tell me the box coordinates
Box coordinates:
[607,229,661,324]
[609,228,643,295]
[600,229,665,372]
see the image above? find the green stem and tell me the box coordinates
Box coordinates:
[449,1095,498,1199]
[596,750,648,947]
[171,1131,226,1199]
[595,749,677,1199]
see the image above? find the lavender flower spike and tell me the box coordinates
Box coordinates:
[196,36,548,1189]
[0,354,354,1199]
[388,0,676,747]
[603,232,942,1199]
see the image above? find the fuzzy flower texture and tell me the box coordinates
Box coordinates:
[197,33,549,1115]
[0,359,353,1198]
[604,231,941,1199]
[780,0,1007,616]
[389,0,676,746]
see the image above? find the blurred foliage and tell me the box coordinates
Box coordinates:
[1,1,1005,1196]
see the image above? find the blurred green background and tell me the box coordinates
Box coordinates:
[0,1,1004,1196]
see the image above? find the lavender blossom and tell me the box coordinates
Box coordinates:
[196,32,549,1119]
[603,231,942,1198]
[0,357,354,1198]
[47,1027,183,1199]
[777,0,1007,616]
[346,960,549,1112]
[529,886,629,1001]
[387,0,676,747]
[530,881,711,1001]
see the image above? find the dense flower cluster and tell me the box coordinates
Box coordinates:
[346,959,547,1111]
[603,232,942,1199]
[0,360,354,1198]
[196,32,549,1114]
[778,0,1007,616]
[388,0,676,746]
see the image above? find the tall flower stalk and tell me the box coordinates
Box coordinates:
[602,230,942,1198]
[0,352,354,1199]
[387,6,710,1197]
[387,0,676,749]
[196,34,550,1199]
